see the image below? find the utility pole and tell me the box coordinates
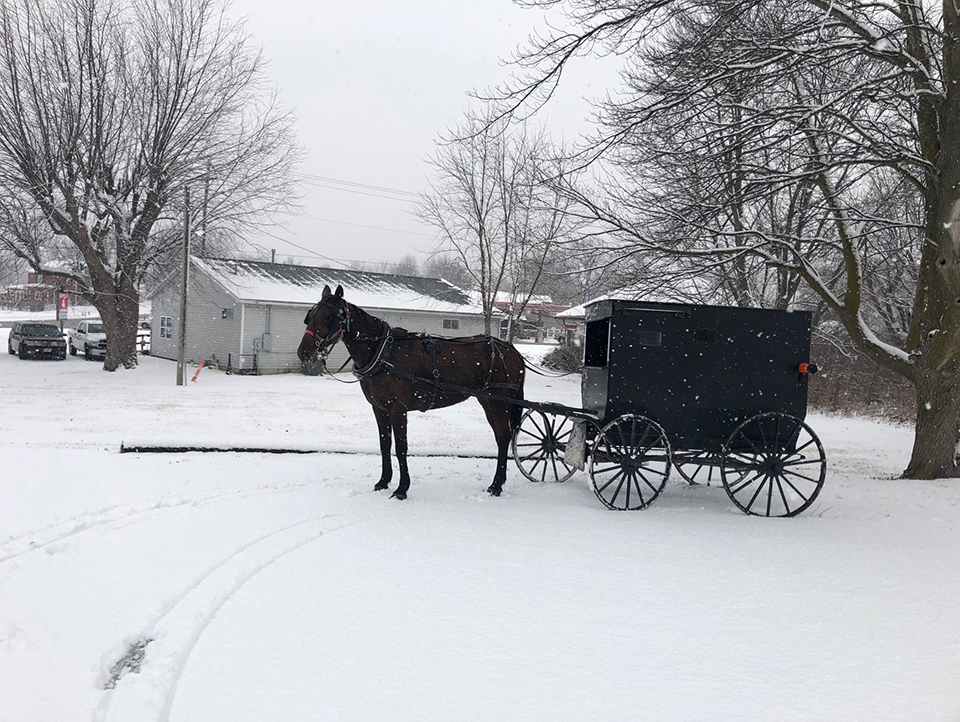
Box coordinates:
[176,187,191,386]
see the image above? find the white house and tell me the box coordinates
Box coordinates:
[556,283,706,345]
[150,257,486,374]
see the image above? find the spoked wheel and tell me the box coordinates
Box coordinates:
[720,412,826,517]
[672,451,720,486]
[588,414,671,510]
[511,409,577,483]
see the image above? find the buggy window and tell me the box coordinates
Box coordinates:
[584,319,610,367]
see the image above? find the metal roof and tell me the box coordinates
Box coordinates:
[193,257,482,314]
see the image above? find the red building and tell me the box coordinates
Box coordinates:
[1,272,81,311]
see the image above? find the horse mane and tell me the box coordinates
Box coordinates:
[344,299,387,338]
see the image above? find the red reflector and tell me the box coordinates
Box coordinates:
[798,362,809,374]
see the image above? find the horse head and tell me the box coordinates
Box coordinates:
[298,284,347,362]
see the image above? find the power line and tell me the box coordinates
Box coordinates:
[256,228,350,267]
[296,214,436,237]
[292,171,421,198]
[254,236,424,272]
[299,180,417,203]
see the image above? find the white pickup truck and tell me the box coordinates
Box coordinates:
[68,321,107,360]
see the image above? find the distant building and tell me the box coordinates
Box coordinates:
[1,272,81,311]
[556,284,709,345]
[149,257,487,374]
[489,292,567,341]
[555,301,592,345]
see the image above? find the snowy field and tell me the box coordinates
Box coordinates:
[1,327,959,722]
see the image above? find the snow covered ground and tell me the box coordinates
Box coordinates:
[1,327,958,722]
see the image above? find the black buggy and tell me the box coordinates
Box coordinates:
[510,300,826,517]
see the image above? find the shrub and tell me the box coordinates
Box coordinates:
[807,340,914,423]
[540,343,582,372]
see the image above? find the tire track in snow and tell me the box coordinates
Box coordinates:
[95,512,365,722]
[2,451,497,564]
[0,480,317,564]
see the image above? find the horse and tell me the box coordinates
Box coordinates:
[297,284,526,500]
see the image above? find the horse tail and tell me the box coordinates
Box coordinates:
[509,345,525,434]
[510,391,523,436]
[488,337,526,434]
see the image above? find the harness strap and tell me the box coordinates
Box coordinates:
[333,354,353,374]
[483,337,505,391]
[353,324,394,380]
[422,337,441,410]
[350,331,522,401]
[379,359,526,405]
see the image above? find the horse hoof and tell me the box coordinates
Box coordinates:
[391,491,407,501]
[374,482,389,491]
[487,486,502,497]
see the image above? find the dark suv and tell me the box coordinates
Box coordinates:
[7,322,67,360]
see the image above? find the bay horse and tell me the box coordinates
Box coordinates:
[297,284,526,500]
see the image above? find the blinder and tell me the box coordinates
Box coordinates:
[304,299,350,357]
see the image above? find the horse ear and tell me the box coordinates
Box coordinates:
[321,285,332,298]
[335,285,344,298]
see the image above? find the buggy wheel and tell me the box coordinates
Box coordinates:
[672,451,720,486]
[720,412,826,517]
[511,409,577,483]
[588,414,671,510]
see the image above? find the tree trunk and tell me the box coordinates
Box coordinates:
[94,277,141,371]
[906,373,960,478]
[903,179,960,476]
[901,241,960,477]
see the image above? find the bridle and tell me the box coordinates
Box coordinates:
[304,299,351,359]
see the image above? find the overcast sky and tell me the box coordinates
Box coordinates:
[226,0,601,269]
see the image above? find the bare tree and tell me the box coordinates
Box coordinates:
[390,253,421,277]
[424,252,474,290]
[0,0,299,370]
[0,242,25,290]
[492,0,960,479]
[417,111,583,336]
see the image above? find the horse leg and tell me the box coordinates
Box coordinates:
[373,407,393,491]
[390,412,411,500]
[480,399,513,497]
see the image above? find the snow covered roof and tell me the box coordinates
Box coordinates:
[556,295,617,320]
[3,282,56,291]
[492,291,554,305]
[557,292,675,320]
[193,257,482,314]
[556,282,711,320]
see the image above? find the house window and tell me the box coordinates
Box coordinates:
[160,315,174,339]
[442,318,459,330]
